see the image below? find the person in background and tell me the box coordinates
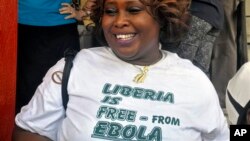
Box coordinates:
[226,62,250,125]
[210,0,248,112]
[16,0,81,114]
[60,0,100,48]
[13,0,229,140]
[59,0,96,22]
[162,0,224,77]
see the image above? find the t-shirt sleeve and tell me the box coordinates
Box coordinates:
[15,58,66,140]
[201,103,229,141]
[199,81,230,141]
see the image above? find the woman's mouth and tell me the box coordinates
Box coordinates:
[114,33,136,46]
[115,34,135,40]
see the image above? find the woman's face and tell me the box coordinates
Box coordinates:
[102,0,161,65]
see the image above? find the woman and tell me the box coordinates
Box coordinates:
[59,0,100,48]
[13,0,229,140]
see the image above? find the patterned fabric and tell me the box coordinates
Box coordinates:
[166,16,220,76]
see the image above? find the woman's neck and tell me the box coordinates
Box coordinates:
[127,50,163,66]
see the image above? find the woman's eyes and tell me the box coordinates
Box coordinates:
[104,7,143,15]
[104,8,117,15]
[128,7,142,14]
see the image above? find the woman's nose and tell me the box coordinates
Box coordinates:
[114,12,129,28]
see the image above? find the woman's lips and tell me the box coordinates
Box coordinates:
[114,33,136,46]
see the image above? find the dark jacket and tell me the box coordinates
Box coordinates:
[190,0,224,29]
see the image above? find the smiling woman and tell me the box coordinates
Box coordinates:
[101,0,161,65]
[13,0,229,141]
[91,0,190,66]
[93,0,190,47]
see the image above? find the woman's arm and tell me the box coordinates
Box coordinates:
[12,125,52,141]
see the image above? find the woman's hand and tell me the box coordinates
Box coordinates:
[59,3,82,20]
[59,0,96,21]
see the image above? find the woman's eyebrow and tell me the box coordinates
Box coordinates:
[104,0,142,6]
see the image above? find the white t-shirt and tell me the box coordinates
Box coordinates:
[15,47,229,141]
[226,62,250,124]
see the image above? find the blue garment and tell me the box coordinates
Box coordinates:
[18,0,76,26]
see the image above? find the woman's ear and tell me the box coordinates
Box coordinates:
[247,109,250,125]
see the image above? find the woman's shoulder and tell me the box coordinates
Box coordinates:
[74,47,118,65]
[160,51,219,109]
[162,50,204,73]
[162,50,214,87]
[77,47,110,56]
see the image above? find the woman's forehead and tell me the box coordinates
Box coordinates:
[103,0,143,3]
[102,0,148,8]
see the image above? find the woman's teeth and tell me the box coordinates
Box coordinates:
[116,34,135,40]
